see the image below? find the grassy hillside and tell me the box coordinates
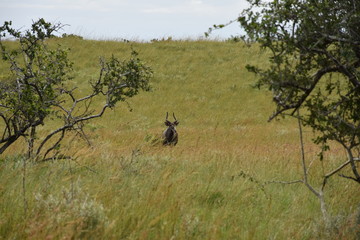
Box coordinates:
[0,38,359,239]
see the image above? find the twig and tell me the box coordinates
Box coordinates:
[306,157,317,176]
[338,174,359,182]
[263,179,303,186]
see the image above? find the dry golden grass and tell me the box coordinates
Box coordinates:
[0,38,359,239]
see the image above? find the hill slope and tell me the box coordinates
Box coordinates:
[0,38,359,239]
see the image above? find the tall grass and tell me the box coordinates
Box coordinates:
[0,37,359,239]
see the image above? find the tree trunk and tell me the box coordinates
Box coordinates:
[27,126,36,159]
[346,148,360,183]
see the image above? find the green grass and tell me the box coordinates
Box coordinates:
[0,37,359,239]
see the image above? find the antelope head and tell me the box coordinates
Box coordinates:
[163,112,179,146]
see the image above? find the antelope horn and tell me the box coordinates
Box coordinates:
[166,112,169,120]
[173,112,177,121]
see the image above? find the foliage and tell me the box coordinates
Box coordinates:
[0,19,152,160]
[220,0,360,183]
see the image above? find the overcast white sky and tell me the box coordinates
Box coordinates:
[1,0,249,41]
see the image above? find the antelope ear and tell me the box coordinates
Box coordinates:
[165,121,171,126]
[174,121,179,126]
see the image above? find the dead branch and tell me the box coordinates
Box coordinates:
[35,103,109,158]
[338,174,359,182]
[320,159,360,190]
[42,129,66,161]
[263,179,303,186]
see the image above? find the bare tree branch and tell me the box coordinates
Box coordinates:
[263,179,303,185]
[338,174,360,182]
[36,104,109,157]
[297,110,322,198]
[41,129,65,161]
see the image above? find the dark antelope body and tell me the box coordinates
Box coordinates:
[163,112,179,146]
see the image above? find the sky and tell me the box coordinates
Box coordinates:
[1,0,249,41]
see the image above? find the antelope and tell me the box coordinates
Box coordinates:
[163,112,179,146]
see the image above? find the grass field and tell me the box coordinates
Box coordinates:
[0,37,359,239]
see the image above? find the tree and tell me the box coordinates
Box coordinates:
[0,19,153,161]
[208,0,360,224]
